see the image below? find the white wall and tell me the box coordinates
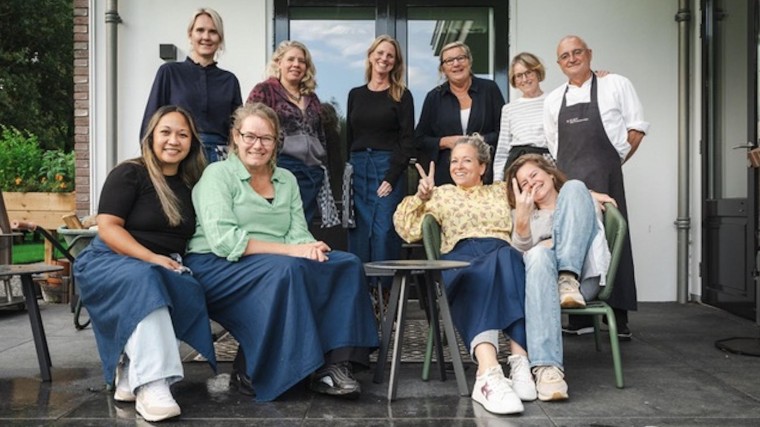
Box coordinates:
[90,0,703,302]
[91,0,270,209]
[510,0,682,301]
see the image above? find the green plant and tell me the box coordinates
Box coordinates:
[0,125,74,192]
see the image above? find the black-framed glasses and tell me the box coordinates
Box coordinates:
[441,54,469,66]
[558,48,587,63]
[514,69,535,81]
[238,131,276,147]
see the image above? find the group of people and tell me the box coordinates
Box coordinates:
[71,5,648,422]
[394,35,647,415]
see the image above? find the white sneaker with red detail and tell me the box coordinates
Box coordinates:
[471,365,524,415]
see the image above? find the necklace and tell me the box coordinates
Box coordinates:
[285,89,301,102]
[280,80,302,102]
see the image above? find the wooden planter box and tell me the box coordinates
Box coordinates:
[4,192,76,230]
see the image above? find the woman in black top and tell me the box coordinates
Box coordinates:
[415,41,504,184]
[74,106,215,422]
[346,35,415,266]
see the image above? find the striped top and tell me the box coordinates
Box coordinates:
[493,94,548,181]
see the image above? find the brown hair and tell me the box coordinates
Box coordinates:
[505,154,567,208]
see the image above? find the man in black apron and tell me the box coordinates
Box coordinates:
[544,35,648,340]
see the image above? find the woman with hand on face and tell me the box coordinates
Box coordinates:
[415,42,505,185]
[394,135,531,416]
[493,52,555,181]
[142,8,242,162]
[74,106,216,422]
[247,41,337,226]
[184,103,378,402]
[346,35,415,268]
[505,154,614,402]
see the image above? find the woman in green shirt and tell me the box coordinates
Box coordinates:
[184,103,378,402]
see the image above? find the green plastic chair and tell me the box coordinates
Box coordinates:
[562,202,626,388]
[421,203,627,388]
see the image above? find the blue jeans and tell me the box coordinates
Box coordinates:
[525,180,597,369]
[199,133,227,163]
[277,155,323,224]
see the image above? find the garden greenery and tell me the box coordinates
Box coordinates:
[0,126,74,192]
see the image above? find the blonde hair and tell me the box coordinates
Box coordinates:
[137,106,206,226]
[364,35,406,103]
[187,8,225,56]
[229,103,282,173]
[509,52,546,88]
[267,40,317,95]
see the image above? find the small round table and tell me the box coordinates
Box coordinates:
[0,263,63,382]
[365,259,470,401]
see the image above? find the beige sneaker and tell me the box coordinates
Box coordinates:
[533,366,569,401]
[113,360,135,402]
[135,379,181,422]
[558,273,586,308]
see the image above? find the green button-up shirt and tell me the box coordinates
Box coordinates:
[188,153,315,261]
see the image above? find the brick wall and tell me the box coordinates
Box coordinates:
[73,0,90,215]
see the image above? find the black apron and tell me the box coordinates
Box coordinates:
[557,75,637,312]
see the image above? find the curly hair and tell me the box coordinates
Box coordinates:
[267,40,317,95]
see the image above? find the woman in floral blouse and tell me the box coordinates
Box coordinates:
[394,134,532,416]
[246,40,336,226]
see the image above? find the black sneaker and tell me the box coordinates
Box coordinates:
[616,325,632,342]
[561,324,595,336]
[229,370,255,396]
[309,362,361,399]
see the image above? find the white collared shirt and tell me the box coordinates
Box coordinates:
[543,74,650,162]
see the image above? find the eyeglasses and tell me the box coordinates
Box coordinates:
[238,131,276,147]
[514,69,535,81]
[557,48,587,63]
[441,55,469,66]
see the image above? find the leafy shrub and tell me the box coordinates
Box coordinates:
[0,125,74,192]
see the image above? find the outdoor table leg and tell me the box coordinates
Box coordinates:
[373,272,403,384]
[21,273,52,382]
[425,270,447,381]
[388,272,410,401]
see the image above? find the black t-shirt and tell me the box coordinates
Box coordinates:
[98,161,195,256]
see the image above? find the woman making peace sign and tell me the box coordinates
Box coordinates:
[394,135,531,415]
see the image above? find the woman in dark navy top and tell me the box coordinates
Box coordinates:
[142,8,242,162]
[346,35,414,271]
[415,41,505,185]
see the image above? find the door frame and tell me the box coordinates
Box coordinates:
[700,0,760,323]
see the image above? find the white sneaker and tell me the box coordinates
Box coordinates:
[558,273,586,308]
[533,365,569,401]
[471,365,524,415]
[135,379,181,422]
[113,360,135,402]
[507,354,537,401]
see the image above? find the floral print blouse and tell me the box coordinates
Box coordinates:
[393,182,514,254]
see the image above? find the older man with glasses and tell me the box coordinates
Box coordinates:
[543,35,649,341]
